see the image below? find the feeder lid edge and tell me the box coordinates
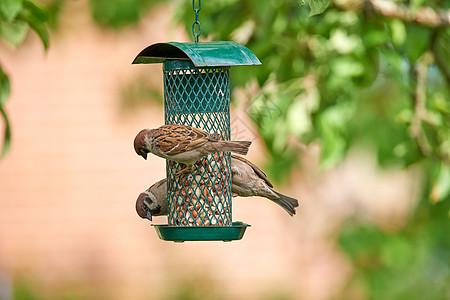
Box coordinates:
[132,41,261,67]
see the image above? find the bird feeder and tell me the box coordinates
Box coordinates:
[132,41,261,242]
[132,1,261,242]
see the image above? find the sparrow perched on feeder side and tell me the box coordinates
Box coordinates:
[135,155,299,220]
[133,125,252,175]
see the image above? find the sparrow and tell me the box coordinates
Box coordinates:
[135,155,299,220]
[133,124,252,175]
[230,154,299,216]
[135,179,168,221]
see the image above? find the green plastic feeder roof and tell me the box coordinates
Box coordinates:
[132,41,261,67]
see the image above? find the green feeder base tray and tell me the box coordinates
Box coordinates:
[152,222,250,242]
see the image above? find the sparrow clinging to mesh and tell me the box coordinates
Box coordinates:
[135,179,168,221]
[135,155,299,221]
[133,124,252,175]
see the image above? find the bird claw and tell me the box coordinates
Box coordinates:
[173,166,191,179]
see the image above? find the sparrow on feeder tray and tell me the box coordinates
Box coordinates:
[135,154,299,221]
[133,124,252,176]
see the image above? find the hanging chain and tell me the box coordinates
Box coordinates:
[192,0,201,43]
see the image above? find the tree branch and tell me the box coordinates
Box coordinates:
[409,52,450,163]
[369,0,450,27]
[335,0,450,27]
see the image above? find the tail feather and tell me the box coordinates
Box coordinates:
[272,191,299,216]
[219,140,251,155]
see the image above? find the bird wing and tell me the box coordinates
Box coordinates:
[149,178,166,190]
[231,154,273,188]
[155,125,215,155]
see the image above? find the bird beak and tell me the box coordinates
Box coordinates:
[146,211,152,221]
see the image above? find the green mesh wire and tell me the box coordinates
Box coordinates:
[163,60,232,227]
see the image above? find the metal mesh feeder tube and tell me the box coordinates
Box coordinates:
[132,42,261,242]
[164,60,232,228]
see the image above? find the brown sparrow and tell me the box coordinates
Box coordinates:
[133,125,252,175]
[135,155,299,220]
[135,179,167,221]
[230,154,299,216]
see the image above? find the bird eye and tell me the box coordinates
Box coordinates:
[142,203,149,211]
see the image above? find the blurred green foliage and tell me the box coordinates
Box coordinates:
[89,0,164,30]
[175,0,450,181]
[86,1,450,297]
[0,0,49,49]
[173,0,450,299]
[0,0,50,157]
[12,277,41,300]
[338,177,450,299]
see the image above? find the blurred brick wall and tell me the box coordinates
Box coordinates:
[0,2,421,300]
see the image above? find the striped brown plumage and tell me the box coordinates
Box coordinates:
[133,125,252,175]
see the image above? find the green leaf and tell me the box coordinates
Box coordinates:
[403,24,431,62]
[22,0,48,22]
[330,29,362,54]
[331,57,365,78]
[24,16,49,49]
[389,19,406,47]
[0,104,11,157]
[433,29,449,78]
[318,101,355,168]
[19,0,49,49]
[0,66,11,157]
[0,17,28,46]
[0,0,23,22]
[308,0,331,17]
[430,164,450,203]
[0,65,10,105]
[89,0,163,30]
